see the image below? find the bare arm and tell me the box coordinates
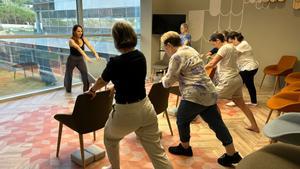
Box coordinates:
[69,39,92,62]
[205,54,223,69]
[87,77,109,98]
[82,37,100,59]
[93,77,108,90]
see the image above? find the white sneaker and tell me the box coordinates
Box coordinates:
[226,101,236,107]
[102,166,112,169]
[245,102,258,106]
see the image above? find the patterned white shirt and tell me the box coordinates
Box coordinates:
[162,46,217,106]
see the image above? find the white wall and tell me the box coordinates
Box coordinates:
[141,0,300,87]
[140,0,153,77]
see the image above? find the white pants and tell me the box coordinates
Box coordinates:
[104,97,173,169]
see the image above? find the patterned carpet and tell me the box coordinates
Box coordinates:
[0,84,272,169]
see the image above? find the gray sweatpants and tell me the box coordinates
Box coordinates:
[64,56,89,92]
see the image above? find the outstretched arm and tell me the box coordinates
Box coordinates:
[205,54,222,69]
[69,39,92,62]
[83,37,100,60]
[87,77,109,98]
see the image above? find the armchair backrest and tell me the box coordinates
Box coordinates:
[72,90,113,134]
[148,82,170,114]
[278,55,297,71]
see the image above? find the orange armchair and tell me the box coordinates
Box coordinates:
[265,91,300,124]
[285,72,300,85]
[260,55,298,94]
[281,82,300,92]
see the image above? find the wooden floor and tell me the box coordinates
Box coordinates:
[0,83,277,169]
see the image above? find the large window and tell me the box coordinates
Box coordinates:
[82,0,141,55]
[0,0,141,100]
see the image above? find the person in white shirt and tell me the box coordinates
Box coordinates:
[161,31,242,166]
[205,33,259,133]
[226,31,259,106]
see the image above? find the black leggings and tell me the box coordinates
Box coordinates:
[64,56,89,92]
[239,68,258,104]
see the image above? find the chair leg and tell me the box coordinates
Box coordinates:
[273,76,279,95]
[31,65,34,76]
[93,131,96,142]
[270,139,277,144]
[79,134,85,169]
[265,109,274,124]
[164,110,173,136]
[278,111,282,117]
[23,68,26,78]
[151,69,155,82]
[260,73,266,89]
[56,122,63,158]
[175,96,179,107]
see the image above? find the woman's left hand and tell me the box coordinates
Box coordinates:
[86,90,96,99]
[95,53,101,60]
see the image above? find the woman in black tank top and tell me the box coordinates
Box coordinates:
[64,24,100,93]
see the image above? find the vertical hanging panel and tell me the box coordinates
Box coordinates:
[188,10,205,41]
[209,0,221,16]
[293,0,300,9]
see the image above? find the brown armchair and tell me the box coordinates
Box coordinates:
[148,82,173,136]
[54,91,113,168]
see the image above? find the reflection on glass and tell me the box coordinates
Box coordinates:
[0,0,140,35]
[0,39,76,99]
[0,0,141,100]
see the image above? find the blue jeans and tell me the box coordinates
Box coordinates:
[177,100,233,146]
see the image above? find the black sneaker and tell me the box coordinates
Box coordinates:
[168,143,193,156]
[217,152,242,167]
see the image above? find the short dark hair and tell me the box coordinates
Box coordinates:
[209,33,225,42]
[112,21,137,50]
[160,31,182,47]
[227,31,244,42]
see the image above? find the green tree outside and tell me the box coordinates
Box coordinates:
[0,0,35,24]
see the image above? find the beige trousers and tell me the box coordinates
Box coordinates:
[104,97,173,169]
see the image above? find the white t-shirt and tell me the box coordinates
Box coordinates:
[235,41,259,71]
[216,43,240,82]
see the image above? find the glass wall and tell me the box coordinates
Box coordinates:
[82,0,140,34]
[0,0,141,100]
[0,38,72,97]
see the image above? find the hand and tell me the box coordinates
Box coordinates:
[206,51,212,56]
[108,87,115,96]
[86,89,96,99]
[95,53,100,60]
[204,65,209,70]
[85,57,93,63]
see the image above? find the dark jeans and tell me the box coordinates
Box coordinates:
[64,56,89,92]
[239,68,258,104]
[177,100,233,146]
